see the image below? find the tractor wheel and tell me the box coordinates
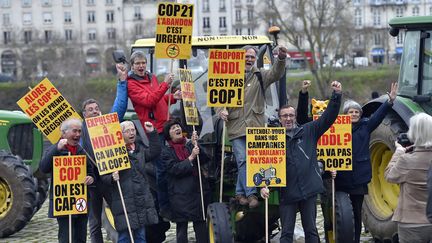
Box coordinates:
[323,191,355,243]
[207,202,233,243]
[33,176,49,214]
[253,173,263,186]
[101,201,118,242]
[363,113,405,242]
[0,151,36,238]
[275,178,281,184]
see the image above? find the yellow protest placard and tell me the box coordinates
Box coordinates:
[246,127,286,187]
[179,68,199,125]
[207,49,245,107]
[155,2,194,59]
[85,113,130,175]
[53,155,87,216]
[314,115,353,171]
[16,78,82,144]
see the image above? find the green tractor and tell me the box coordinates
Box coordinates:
[362,16,432,242]
[0,110,48,238]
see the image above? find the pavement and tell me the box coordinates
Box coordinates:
[0,199,374,243]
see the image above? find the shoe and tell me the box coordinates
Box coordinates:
[235,194,249,206]
[248,195,259,209]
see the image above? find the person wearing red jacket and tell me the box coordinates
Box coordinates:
[127,50,182,220]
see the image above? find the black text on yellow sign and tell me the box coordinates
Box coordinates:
[53,155,87,216]
[179,68,199,126]
[246,127,286,187]
[86,113,131,175]
[207,49,245,107]
[155,2,194,59]
[16,78,82,144]
[314,115,353,171]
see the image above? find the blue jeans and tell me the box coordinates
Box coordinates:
[118,227,146,243]
[232,136,256,197]
[155,133,169,210]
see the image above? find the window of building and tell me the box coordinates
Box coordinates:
[248,28,253,35]
[43,12,52,24]
[356,35,362,46]
[247,0,253,3]
[1,0,10,8]
[88,11,95,23]
[135,24,143,36]
[235,28,242,35]
[397,33,403,44]
[64,12,71,23]
[353,0,361,4]
[106,0,113,5]
[247,9,253,21]
[412,6,419,16]
[374,33,381,45]
[396,7,404,17]
[219,17,226,28]
[354,8,362,27]
[235,10,241,21]
[45,30,52,43]
[106,10,114,22]
[3,13,9,25]
[23,13,32,25]
[373,8,380,26]
[65,29,72,41]
[22,0,31,7]
[220,0,225,10]
[295,35,303,46]
[430,6,432,15]
[42,0,51,6]
[63,0,71,6]
[88,29,96,41]
[87,0,95,5]
[3,31,11,44]
[134,6,141,20]
[24,30,32,44]
[203,17,210,28]
[107,28,116,39]
[203,0,209,12]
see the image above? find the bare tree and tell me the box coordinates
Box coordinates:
[259,0,355,97]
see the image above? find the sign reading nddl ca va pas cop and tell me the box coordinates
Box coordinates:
[53,155,87,216]
[85,113,130,175]
[155,2,194,59]
[207,49,245,107]
[314,114,353,171]
[179,68,199,126]
[16,78,82,144]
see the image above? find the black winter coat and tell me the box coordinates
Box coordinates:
[39,143,94,218]
[279,92,341,204]
[427,165,432,223]
[162,141,210,222]
[335,101,393,192]
[101,131,160,232]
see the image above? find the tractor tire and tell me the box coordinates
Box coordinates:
[363,113,405,243]
[253,173,263,186]
[0,151,36,238]
[207,202,233,243]
[323,191,355,243]
[33,177,49,214]
[101,201,118,242]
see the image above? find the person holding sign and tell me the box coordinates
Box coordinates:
[384,113,432,243]
[334,82,397,243]
[39,118,95,243]
[80,63,128,243]
[101,121,160,243]
[161,119,210,243]
[218,45,288,208]
[127,51,182,217]
[261,81,342,243]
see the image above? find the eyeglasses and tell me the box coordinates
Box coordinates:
[280,114,295,119]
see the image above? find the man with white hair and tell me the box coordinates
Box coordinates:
[40,118,95,243]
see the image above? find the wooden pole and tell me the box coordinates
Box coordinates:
[167,58,175,120]
[265,187,268,243]
[332,178,336,241]
[193,125,206,221]
[69,214,72,243]
[219,122,226,203]
[117,180,135,243]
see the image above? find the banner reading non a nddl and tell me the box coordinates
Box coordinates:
[207,49,245,107]
[314,115,353,171]
[155,2,194,59]
[85,113,130,175]
[17,78,82,144]
[246,127,286,187]
[179,68,198,125]
[53,155,87,216]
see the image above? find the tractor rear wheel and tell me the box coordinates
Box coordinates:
[363,113,405,242]
[33,176,49,214]
[101,202,118,242]
[0,151,36,238]
[207,202,233,243]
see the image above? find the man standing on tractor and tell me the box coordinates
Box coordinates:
[218,45,288,208]
[261,81,342,243]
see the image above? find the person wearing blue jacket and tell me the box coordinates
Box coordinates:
[334,82,397,243]
[262,81,342,243]
[80,63,128,243]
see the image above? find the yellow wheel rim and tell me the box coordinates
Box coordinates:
[208,219,215,243]
[0,177,12,219]
[104,205,116,230]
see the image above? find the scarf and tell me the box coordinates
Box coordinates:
[168,137,189,161]
[64,144,77,155]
